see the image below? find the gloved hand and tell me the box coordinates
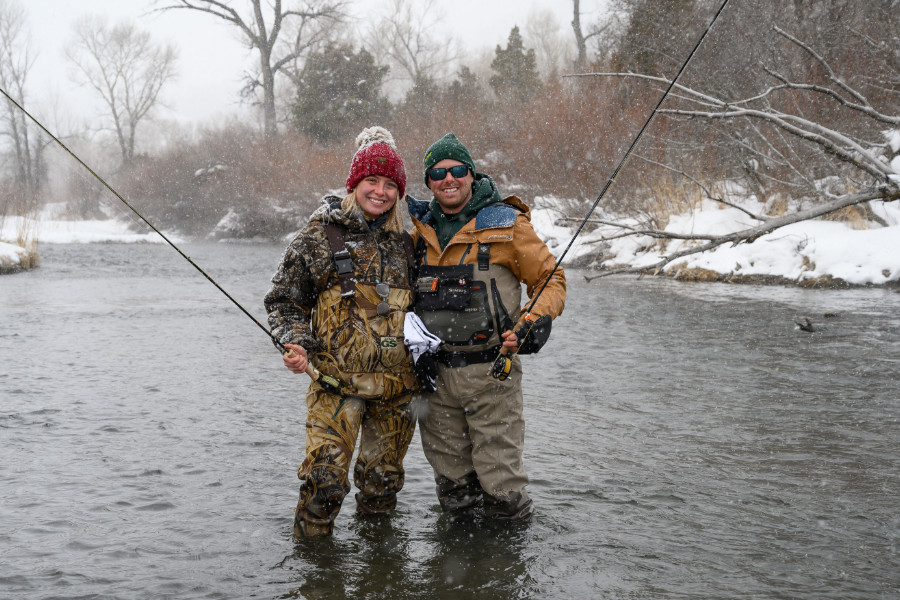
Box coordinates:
[514,314,552,355]
[414,352,439,393]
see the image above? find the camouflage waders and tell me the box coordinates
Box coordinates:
[265,197,420,538]
[294,385,415,537]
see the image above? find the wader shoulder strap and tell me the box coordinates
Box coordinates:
[402,231,416,278]
[457,243,491,270]
[324,223,356,298]
[414,235,428,267]
[477,243,490,271]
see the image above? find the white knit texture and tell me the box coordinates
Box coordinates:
[355,126,396,150]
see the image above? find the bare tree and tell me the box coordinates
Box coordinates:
[524,9,571,78]
[67,16,177,165]
[0,0,44,205]
[571,0,611,70]
[366,0,459,92]
[567,25,899,280]
[156,0,345,142]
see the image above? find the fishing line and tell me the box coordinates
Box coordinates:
[493,0,731,377]
[0,86,282,351]
[5,0,729,384]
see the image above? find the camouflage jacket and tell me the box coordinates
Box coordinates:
[265,196,416,397]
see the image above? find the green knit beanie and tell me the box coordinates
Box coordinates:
[423,133,476,185]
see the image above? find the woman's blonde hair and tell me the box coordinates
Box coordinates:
[341,191,406,233]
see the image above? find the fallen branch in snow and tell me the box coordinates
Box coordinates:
[583,186,899,282]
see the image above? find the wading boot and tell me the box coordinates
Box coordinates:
[293,503,335,538]
[436,473,483,522]
[483,490,534,521]
[292,473,347,538]
[354,462,402,515]
[355,490,398,515]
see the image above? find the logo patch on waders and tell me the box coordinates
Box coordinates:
[380,336,398,348]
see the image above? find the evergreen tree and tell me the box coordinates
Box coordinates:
[445,66,482,109]
[402,73,441,115]
[291,43,392,143]
[489,26,541,103]
[610,0,699,75]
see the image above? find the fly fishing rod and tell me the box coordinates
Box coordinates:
[490,0,732,380]
[0,86,341,393]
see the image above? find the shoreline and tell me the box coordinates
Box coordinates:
[4,239,898,289]
[0,242,39,275]
[643,267,899,289]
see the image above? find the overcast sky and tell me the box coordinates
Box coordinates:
[23,0,608,128]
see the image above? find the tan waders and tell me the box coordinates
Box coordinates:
[293,385,415,537]
[418,359,534,521]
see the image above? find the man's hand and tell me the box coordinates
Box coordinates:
[500,329,518,351]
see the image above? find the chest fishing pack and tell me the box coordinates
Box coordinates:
[414,242,521,356]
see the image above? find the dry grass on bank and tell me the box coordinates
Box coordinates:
[0,242,40,274]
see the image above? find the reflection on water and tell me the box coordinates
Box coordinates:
[281,516,536,600]
[1,243,898,599]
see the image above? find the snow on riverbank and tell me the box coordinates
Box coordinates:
[1,209,165,245]
[3,197,900,286]
[1,204,167,271]
[531,196,900,286]
[0,240,29,270]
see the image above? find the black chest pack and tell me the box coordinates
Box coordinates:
[412,237,523,363]
[413,235,552,364]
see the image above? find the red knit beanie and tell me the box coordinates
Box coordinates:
[345,126,407,197]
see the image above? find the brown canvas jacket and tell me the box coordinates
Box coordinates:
[407,195,566,329]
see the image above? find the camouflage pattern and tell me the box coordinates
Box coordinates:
[264,195,418,537]
[310,283,416,398]
[265,196,416,370]
[293,387,415,537]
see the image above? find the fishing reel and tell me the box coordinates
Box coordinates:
[311,368,343,394]
[490,351,513,381]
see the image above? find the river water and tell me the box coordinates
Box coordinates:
[1,242,898,599]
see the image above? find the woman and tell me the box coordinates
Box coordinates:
[264,127,417,537]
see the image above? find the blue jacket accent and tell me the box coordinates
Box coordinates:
[407,195,433,225]
[474,203,518,230]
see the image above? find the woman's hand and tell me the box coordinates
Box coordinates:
[282,344,309,374]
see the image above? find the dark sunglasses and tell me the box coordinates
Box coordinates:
[426,164,470,181]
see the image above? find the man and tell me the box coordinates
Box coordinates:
[408,132,566,521]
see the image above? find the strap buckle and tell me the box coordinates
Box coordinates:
[333,249,353,275]
[477,243,490,271]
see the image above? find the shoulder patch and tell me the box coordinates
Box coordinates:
[475,204,519,230]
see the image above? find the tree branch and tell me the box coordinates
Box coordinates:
[584,187,899,281]
[632,153,769,221]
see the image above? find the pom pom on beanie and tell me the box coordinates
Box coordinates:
[346,126,407,197]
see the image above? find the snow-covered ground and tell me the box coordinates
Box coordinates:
[1,203,164,245]
[1,204,166,272]
[531,195,900,286]
[3,198,900,286]
[0,240,28,267]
